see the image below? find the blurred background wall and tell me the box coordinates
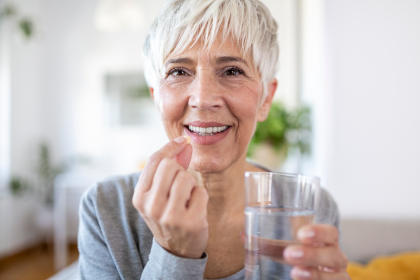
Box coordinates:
[0,0,419,262]
[307,0,420,218]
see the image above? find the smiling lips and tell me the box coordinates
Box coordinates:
[188,125,229,136]
[184,122,231,145]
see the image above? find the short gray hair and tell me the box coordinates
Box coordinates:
[143,0,279,98]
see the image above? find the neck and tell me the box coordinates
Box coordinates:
[190,158,263,221]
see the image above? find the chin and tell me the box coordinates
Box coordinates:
[189,159,226,174]
[188,152,244,174]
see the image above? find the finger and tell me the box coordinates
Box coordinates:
[291,266,351,280]
[176,142,192,169]
[284,244,348,270]
[165,170,196,215]
[146,158,183,217]
[297,224,339,246]
[136,136,189,194]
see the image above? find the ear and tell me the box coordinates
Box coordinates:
[257,79,277,122]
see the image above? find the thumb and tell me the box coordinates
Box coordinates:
[176,143,192,169]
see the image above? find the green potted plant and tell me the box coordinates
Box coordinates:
[0,3,34,39]
[247,101,312,170]
[8,176,29,196]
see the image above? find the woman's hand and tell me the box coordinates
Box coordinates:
[132,136,209,259]
[284,224,350,279]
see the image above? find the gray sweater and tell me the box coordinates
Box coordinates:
[78,172,339,280]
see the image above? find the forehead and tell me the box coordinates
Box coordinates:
[164,35,253,65]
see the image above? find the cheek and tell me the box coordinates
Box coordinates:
[226,87,262,147]
[230,86,262,123]
[157,87,187,130]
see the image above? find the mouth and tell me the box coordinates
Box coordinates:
[186,124,230,136]
[184,121,232,145]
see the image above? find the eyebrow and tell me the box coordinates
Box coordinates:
[165,58,194,66]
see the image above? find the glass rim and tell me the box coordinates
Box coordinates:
[244,171,320,184]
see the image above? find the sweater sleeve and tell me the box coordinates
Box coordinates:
[141,239,208,280]
[315,187,341,229]
[78,183,208,280]
[78,186,120,280]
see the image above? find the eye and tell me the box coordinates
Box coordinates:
[223,67,245,77]
[167,68,190,77]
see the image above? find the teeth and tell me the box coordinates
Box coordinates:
[188,125,228,135]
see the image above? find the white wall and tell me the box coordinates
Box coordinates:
[0,16,11,192]
[0,0,47,256]
[0,194,40,258]
[10,0,46,182]
[264,0,300,107]
[311,0,420,218]
[38,0,165,172]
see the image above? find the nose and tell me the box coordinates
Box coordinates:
[188,70,223,110]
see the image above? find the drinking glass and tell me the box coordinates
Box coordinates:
[244,172,320,280]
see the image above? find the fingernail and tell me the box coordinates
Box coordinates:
[285,248,304,259]
[185,135,191,144]
[174,136,186,144]
[298,228,315,239]
[291,267,311,278]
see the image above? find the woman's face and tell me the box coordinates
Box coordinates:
[153,37,275,173]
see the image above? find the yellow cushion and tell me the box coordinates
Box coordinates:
[347,252,420,280]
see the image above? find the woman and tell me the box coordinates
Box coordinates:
[78,0,349,279]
